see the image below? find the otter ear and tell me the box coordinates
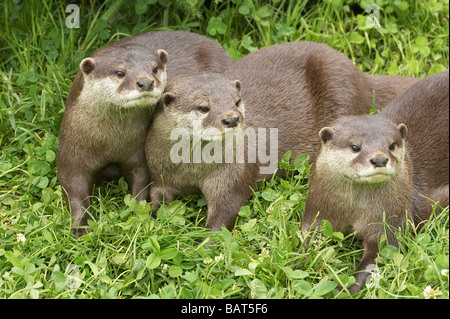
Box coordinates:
[319,127,334,144]
[80,58,95,75]
[398,123,407,139]
[157,49,168,65]
[162,92,176,107]
[233,80,242,92]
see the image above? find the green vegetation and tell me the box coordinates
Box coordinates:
[0,0,448,299]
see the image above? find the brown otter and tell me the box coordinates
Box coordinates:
[145,41,419,233]
[57,31,235,236]
[301,70,449,294]
[145,74,254,231]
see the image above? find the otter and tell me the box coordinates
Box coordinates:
[57,31,235,236]
[301,70,449,294]
[145,41,419,233]
[58,45,168,237]
[302,116,411,294]
[145,74,254,231]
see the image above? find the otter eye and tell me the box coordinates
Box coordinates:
[115,70,125,78]
[389,142,396,151]
[350,145,361,153]
[198,106,210,114]
[152,66,159,74]
[235,99,241,107]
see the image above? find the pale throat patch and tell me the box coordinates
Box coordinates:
[81,74,166,110]
[317,145,403,183]
[170,108,244,141]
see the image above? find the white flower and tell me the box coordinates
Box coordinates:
[215,253,224,262]
[423,285,442,299]
[441,269,449,277]
[423,286,433,299]
[203,257,213,264]
[16,233,26,244]
[365,264,381,288]
[161,264,169,274]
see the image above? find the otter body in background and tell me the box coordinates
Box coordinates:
[381,70,449,222]
[301,70,449,294]
[57,31,234,236]
[225,41,418,166]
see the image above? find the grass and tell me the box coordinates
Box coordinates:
[0,0,448,299]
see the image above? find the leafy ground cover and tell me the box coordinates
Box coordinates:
[0,0,448,299]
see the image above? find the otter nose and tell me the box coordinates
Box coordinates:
[221,117,240,128]
[136,78,154,91]
[370,156,389,168]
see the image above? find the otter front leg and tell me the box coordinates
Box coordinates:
[60,173,94,237]
[122,162,151,203]
[149,183,178,216]
[202,181,250,231]
[346,238,379,295]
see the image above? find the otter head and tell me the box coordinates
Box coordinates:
[317,115,408,184]
[79,44,168,109]
[161,73,245,140]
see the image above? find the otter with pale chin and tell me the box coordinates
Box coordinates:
[300,68,449,295]
[300,115,412,295]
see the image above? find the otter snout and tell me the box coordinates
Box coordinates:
[221,117,240,128]
[370,156,389,168]
[136,78,154,91]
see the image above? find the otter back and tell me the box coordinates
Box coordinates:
[224,41,417,168]
[381,69,449,221]
[113,30,235,79]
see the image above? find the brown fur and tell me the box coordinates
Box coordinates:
[225,41,418,166]
[368,74,420,107]
[114,30,235,78]
[57,31,235,236]
[301,70,449,294]
[381,70,449,222]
